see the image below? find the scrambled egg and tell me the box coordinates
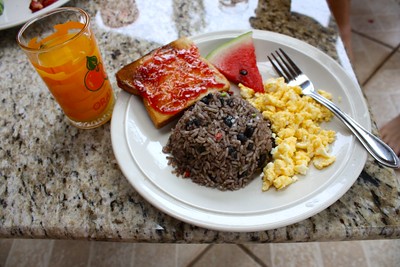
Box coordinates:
[239,77,336,191]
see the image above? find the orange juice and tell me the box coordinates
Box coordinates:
[17,8,115,129]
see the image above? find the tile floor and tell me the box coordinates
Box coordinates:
[1,0,400,266]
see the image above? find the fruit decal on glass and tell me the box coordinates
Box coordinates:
[84,55,108,92]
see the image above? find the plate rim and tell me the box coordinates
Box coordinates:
[111,29,369,232]
[0,0,71,30]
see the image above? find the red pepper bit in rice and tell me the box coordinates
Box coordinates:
[183,170,191,178]
[215,132,223,141]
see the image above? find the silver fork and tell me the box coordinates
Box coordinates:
[268,48,399,168]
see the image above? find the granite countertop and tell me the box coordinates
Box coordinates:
[0,0,399,242]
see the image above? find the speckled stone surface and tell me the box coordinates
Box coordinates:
[0,0,399,243]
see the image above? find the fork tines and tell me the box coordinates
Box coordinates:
[268,49,301,83]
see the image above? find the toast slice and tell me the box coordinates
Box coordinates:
[116,37,230,128]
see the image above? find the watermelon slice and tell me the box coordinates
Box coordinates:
[206,32,264,93]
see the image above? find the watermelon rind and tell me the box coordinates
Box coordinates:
[206,31,253,61]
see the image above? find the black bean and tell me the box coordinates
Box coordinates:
[197,146,206,153]
[228,146,237,159]
[218,96,225,106]
[237,133,248,143]
[244,125,255,138]
[247,142,254,151]
[257,153,267,168]
[208,175,217,182]
[223,115,235,127]
[185,117,201,130]
[238,170,248,178]
[226,98,234,107]
[200,93,213,105]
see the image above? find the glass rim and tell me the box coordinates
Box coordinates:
[16,7,90,53]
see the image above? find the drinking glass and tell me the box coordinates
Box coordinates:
[17,7,115,129]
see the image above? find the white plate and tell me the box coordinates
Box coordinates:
[111,30,370,232]
[0,0,70,30]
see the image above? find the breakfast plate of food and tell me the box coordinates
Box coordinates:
[111,29,370,232]
[0,0,70,30]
